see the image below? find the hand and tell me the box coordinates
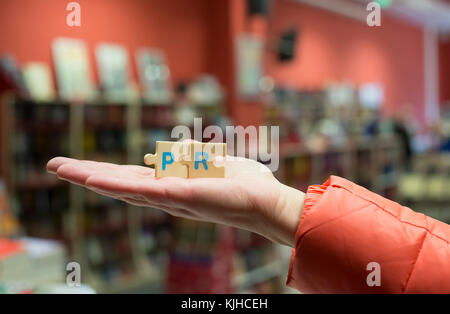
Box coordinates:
[47,156,305,247]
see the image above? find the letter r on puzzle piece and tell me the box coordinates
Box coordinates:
[179,142,226,178]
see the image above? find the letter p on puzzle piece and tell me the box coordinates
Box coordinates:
[144,141,188,178]
[144,141,226,179]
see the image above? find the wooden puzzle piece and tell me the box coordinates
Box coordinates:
[179,142,226,178]
[180,161,225,178]
[144,141,188,178]
[144,141,226,178]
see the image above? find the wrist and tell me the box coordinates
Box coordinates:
[280,184,305,247]
[268,183,305,247]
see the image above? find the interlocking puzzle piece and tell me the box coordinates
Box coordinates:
[144,141,188,178]
[144,141,226,178]
[179,142,226,178]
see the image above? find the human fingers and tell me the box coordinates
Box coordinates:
[52,159,155,185]
[85,171,169,204]
[47,157,79,173]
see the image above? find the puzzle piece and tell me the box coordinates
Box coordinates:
[179,142,226,178]
[144,141,226,178]
[144,141,188,178]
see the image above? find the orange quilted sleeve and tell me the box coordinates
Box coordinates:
[286,176,450,293]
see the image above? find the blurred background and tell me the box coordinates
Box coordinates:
[0,0,449,294]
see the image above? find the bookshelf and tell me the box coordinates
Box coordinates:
[3,93,286,293]
[1,87,403,293]
[266,88,403,199]
[276,137,402,197]
[1,94,164,292]
[398,152,450,223]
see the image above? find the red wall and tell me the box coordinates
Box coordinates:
[0,0,221,178]
[440,39,450,105]
[0,0,212,85]
[265,0,426,121]
[0,0,429,125]
[225,0,268,127]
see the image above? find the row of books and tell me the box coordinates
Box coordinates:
[6,37,224,107]
[0,237,66,293]
[398,153,450,202]
[26,39,171,104]
[399,173,450,201]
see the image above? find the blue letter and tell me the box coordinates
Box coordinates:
[162,152,174,170]
[195,152,208,170]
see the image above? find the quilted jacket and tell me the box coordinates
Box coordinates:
[287,176,450,293]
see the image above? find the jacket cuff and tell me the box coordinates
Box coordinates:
[286,180,329,288]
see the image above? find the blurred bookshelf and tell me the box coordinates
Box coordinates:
[1,91,292,293]
[1,94,169,292]
[266,88,403,200]
[0,73,417,294]
[398,152,450,223]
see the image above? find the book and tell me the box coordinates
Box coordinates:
[95,43,130,103]
[22,63,55,102]
[52,38,94,102]
[0,237,66,286]
[136,48,172,105]
[0,238,31,282]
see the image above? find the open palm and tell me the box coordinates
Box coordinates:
[47,156,304,247]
